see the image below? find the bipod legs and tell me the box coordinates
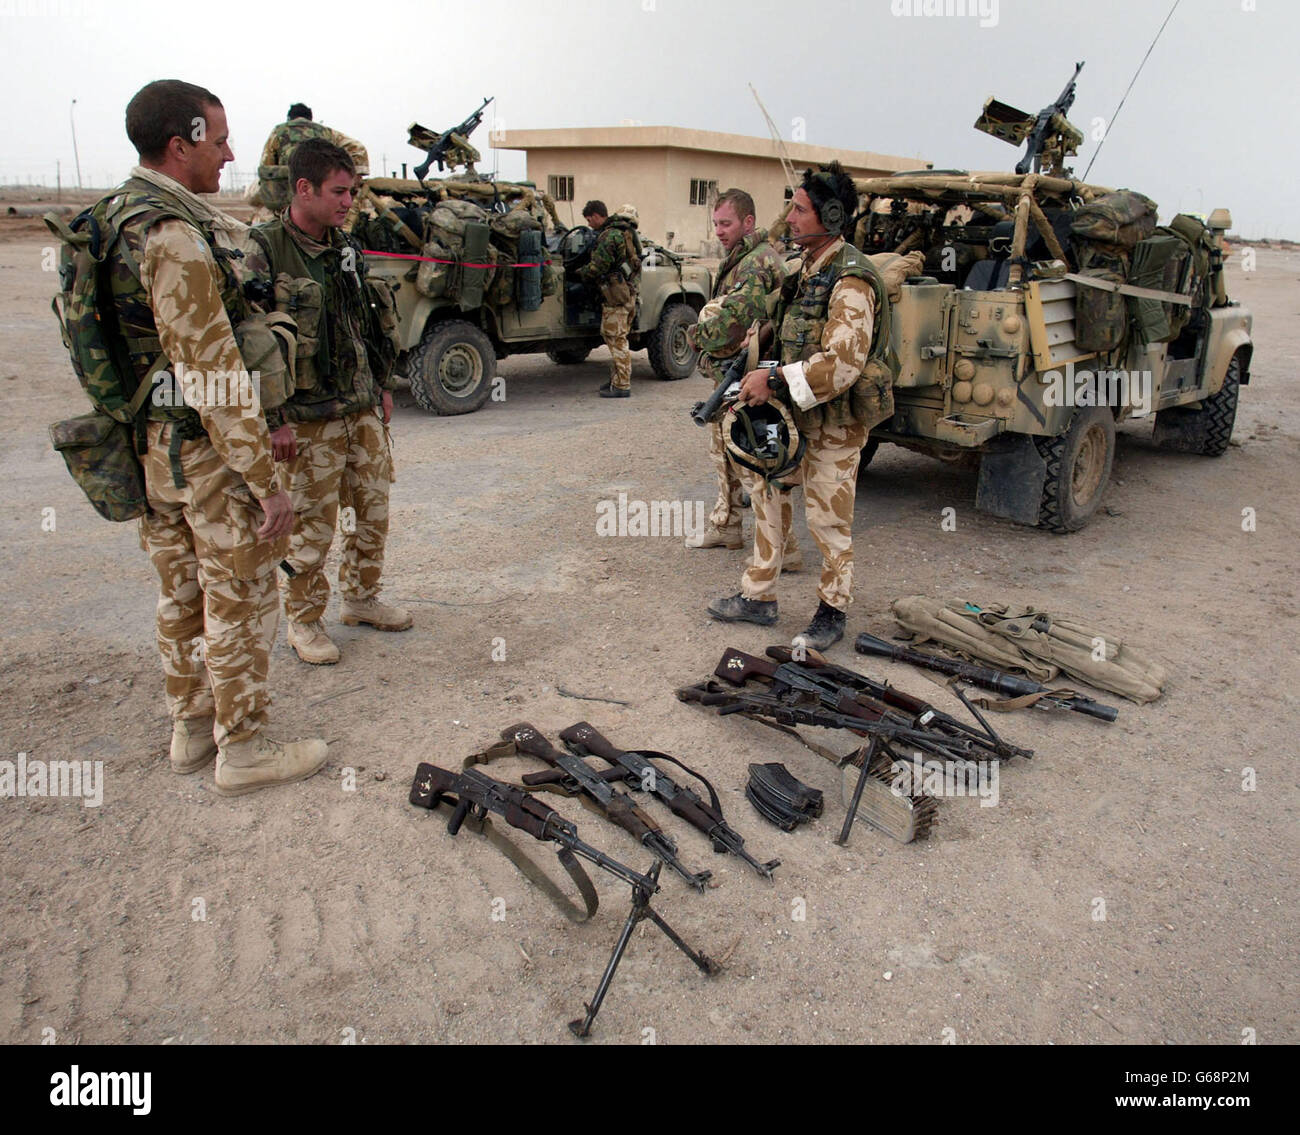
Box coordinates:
[568,861,720,1039]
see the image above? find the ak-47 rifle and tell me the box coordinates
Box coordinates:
[763,646,1033,761]
[410,96,493,181]
[854,632,1119,722]
[549,722,780,880]
[501,723,713,892]
[713,647,979,764]
[409,762,718,1038]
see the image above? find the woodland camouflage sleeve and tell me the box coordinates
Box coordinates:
[258,127,281,170]
[782,276,876,410]
[689,251,779,357]
[141,220,279,499]
[578,228,620,282]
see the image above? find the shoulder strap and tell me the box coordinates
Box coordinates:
[458,742,599,924]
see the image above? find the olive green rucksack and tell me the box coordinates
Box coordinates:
[44,197,163,520]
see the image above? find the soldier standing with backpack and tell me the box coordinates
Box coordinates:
[577,201,641,398]
[78,80,327,794]
[250,103,369,227]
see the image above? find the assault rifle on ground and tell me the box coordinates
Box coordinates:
[764,646,1033,761]
[410,761,719,1038]
[502,723,713,892]
[853,632,1119,722]
[713,647,982,765]
[547,721,781,880]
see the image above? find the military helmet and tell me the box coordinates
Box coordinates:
[723,399,806,486]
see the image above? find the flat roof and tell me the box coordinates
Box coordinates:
[494,125,928,172]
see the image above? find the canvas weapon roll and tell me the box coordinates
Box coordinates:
[501,723,712,892]
[853,632,1119,722]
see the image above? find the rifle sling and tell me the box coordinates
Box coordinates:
[457,742,599,924]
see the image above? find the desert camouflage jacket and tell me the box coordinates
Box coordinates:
[244,211,394,427]
[116,168,279,499]
[775,237,880,429]
[577,216,642,291]
[688,228,785,383]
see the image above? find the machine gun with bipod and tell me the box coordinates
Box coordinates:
[409,761,718,1038]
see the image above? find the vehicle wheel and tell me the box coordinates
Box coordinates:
[406,320,495,415]
[1035,407,1116,532]
[1152,352,1242,457]
[546,347,593,366]
[859,438,881,469]
[647,302,699,380]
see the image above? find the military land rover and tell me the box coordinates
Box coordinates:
[839,69,1252,531]
[354,176,711,415]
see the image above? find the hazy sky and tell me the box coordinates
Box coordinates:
[1,0,1294,237]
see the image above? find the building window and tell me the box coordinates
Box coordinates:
[690,178,718,206]
[548,174,575,202]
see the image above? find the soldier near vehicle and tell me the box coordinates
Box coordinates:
[685,188,800,566]
[709,162,890,652]
[114,80,327,794]
[244,138,411,665]
[576,200,642,398]
[250,103,369,226]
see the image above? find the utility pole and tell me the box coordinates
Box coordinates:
[57,160,61,203]
[70,98,83,190]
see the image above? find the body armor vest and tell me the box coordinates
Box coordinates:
[776,240,891,429]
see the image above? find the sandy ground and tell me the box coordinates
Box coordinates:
[0,218,1296,1046]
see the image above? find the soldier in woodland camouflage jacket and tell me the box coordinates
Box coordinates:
[577,200,641,397]
[251,102,369,225]
[111,80,326,796]
[685,188,799,559]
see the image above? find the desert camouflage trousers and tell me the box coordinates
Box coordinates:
[600,297,636,390]
[139,423,286,747]
[707,417,747,530]
[281,408,394,624]
[739,418,868,609]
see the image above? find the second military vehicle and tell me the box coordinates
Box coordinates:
[839,67,1252,531]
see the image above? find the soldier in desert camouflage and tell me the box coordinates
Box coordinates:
[114,80,327,795]
[577,200,641,398]
[685,187,800,569]
[244,138,410,665]
[709,163,888,652]
[250,103,369,227]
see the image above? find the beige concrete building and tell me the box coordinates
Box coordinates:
[495,126,930,251]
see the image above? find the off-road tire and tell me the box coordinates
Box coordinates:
[1152,353,1242,457]
[546,347,593,366]
[647,301,698,380]
[406,320,495,416]
[1035,406,1116,533]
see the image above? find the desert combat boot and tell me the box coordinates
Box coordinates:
[170,715,218,774]
[340,596,413,631]
[214,733,330,797]
[685,520,743,550]
[288,619,341,665]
